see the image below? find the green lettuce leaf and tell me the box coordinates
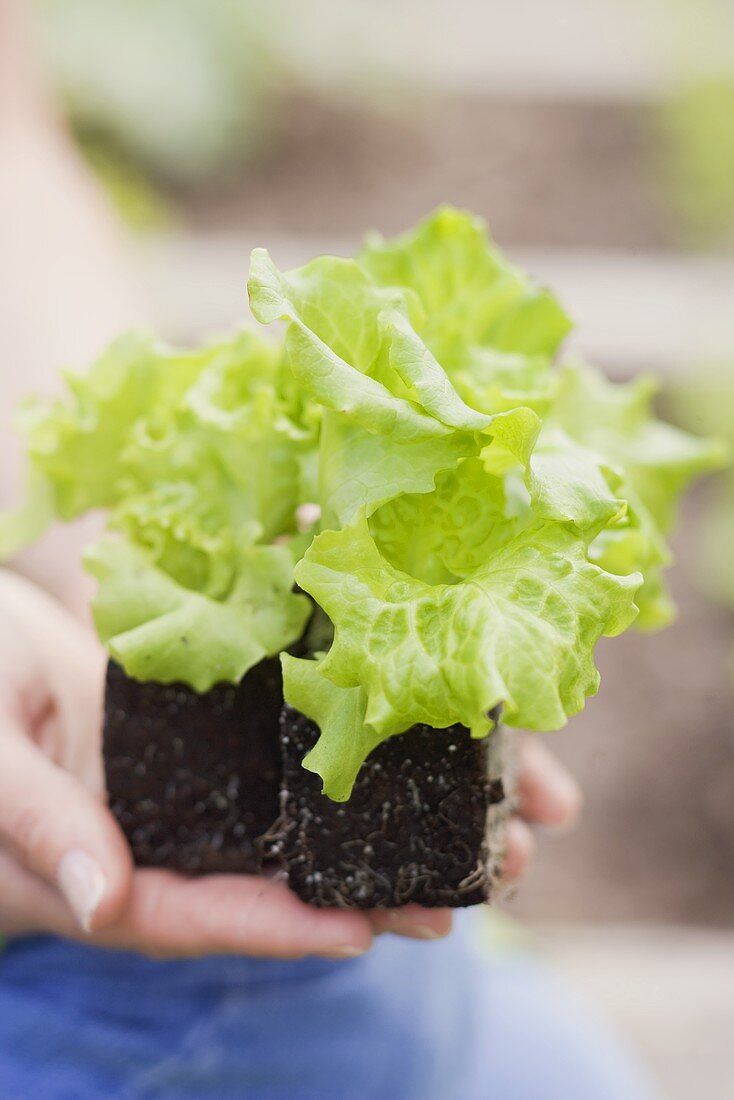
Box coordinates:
[2,326,318,690]
[8,328,308,545]
[286,503,640,797]
[553,363,724,530]
[108,481,257,600]
[248,237,554,530]
[551,362,727,627]
[528,427,627,539]
[281,654,378,802]
[452,347,557,417]
[317,412,472,529]
[359,206,572,365]
[85,536,310,691]
[248,207,718,797]
[320,404,540,529]
[15,331,210,519]
[249,248,489,439]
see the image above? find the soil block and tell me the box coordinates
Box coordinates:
[275,705,509,909]
[103,659,282,875]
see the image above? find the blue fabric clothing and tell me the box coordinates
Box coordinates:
[0,917,658,1100]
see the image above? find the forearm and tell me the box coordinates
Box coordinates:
[0,2,142,610]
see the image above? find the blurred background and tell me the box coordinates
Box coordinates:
[7,1,734,1095]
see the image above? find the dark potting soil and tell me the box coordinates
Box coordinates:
[103,659,282,874]
[275,705,506,909]
[104,660,508,906]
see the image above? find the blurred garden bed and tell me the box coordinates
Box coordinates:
[510,488,734,928]
[178,92,676,251]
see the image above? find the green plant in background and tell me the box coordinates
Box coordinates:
[34,0,395,229]
[648,0,734,248]
[36,0,282,187]
[668,368,734,610]
[79,140,174,233]
[35,0,392,191]
[656,77,734,248]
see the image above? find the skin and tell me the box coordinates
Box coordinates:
[0,570,581,957]
[0,0,581,959]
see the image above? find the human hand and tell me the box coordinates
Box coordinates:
[502,737,583,884]
[0,572,452,957]
[0,572,579,956]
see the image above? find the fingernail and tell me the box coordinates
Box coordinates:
[57,850,107,933]
[322,945,368,959]
[383,912,449,940]
[402,925,445,940]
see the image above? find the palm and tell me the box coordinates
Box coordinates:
[0,572,451,954]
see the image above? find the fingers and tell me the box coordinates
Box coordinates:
[92,871,375,960]
[0,570,106,790]
[498,739,581,888]
[0,849,375,961]
[368,906,453,941]
[501,817,536,885]
[517,737,582,830]
[0,847,73,937]
[0,725,133,932]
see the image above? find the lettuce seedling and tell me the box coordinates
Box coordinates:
[248,207,723,801]
[1,208,722,879]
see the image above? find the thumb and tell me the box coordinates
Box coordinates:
[0,726,133,932]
